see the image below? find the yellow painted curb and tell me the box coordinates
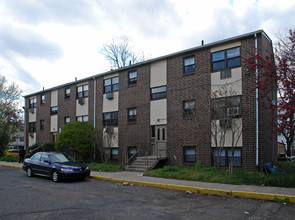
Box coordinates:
[90,175,111,181]
[166,184,200,193]
[286,195,295,203]
[199,188,232,197]
[232,190,286,201]
[110,178,126,183]
[128,180,167,189]
[0,164,22,169]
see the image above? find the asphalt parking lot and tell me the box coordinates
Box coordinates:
[1,166,295,220]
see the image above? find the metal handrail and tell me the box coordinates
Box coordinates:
[125,151,138,165]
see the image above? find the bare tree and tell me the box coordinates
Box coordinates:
[211,85,243,173]
[101,36,145,69]
[103,125,118,162]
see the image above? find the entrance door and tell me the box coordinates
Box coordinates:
[153,125,167,157]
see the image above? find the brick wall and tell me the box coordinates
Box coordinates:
[58,84,77,128]
[118,65,151,163]
[167,49,212,166]
[36,92,52,144]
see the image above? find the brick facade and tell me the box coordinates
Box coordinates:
[24,30,277,171]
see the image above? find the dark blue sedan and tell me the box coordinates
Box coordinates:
[23,152,91,182]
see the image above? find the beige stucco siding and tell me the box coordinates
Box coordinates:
[50,115,58,132]
[211,118,243,147]
[210,41,241,53]
[76,97,89,116]
[29,110,36,122]
[77,81,89,87]
[51,90,58,107]
[150,60,167,87]
[103,127,118,148]
[211,67,242,97]
[150,99,167,125]
[103,72,119,79]
[28,133,36,146]
[103,92,119,113]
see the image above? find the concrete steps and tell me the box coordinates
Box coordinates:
[126,156,167,172]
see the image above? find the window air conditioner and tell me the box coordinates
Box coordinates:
[227,107,239,116]
[29,108,35,113]
[106,92,113,100]
[219,119,232,128]
[29,133,34,138]
[105,126,113,134]
[78,98,85,105]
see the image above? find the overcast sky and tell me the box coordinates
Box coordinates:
[0,0,294,96]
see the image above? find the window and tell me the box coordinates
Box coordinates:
[40,95,45,105]
[183,100,196,117]
[151,86,167,100]
[51,106,58,115]
[213,149,241,167]
[228,149,242,167]
[64,116,70,124]
[128,71,137,85]
[128,108,136,122]
[40,154,49,163]
[103,111,118,126]
[65,88,70,99]
[29,98,37,108]
[110,149,118,161]
[184,57,195,73]
[40,120,44,130]
[183,147,196,163]
[128,146,137,161]
[31,153,41,161]
[211,47,240,71]
[77,84,88,98]
[29,122,36,132]
[104,77,119,93]
[211,96,241,120]
[76,115,88,122]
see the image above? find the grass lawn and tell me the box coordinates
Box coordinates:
[86,161,125,172]
[144,162,295,188]
[0,156,19,162]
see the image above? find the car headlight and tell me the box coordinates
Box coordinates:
[61,168,74,173]
[86,167,89,170]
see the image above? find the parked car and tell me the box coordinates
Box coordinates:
[5,149,19,157]
[22,152,91,182]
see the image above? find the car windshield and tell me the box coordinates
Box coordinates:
[49,153,73,163]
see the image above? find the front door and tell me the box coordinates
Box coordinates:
[153,125,167,157]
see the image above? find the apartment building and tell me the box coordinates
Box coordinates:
[24,30,277,171]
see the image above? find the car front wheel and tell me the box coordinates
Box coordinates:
[27,167,33,177]
[52,170,60,182]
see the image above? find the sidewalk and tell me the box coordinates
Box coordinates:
[1,161,295,203]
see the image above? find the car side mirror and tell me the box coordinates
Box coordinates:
[44,160,50,164]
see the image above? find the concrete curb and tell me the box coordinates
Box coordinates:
[1,164,23,169]
[90,175,295,203]
[2,164,294,203]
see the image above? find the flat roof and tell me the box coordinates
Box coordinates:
[24,29,270,98]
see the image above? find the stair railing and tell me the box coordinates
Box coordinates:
[125,151,138,165]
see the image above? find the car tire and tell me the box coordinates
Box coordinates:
[27,167,34,177]
[52,170,60,182]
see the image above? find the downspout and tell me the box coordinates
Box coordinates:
[255,33,259,168]
[93,77,96,128]
[23,97,27,151]
[93,77,96,160]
